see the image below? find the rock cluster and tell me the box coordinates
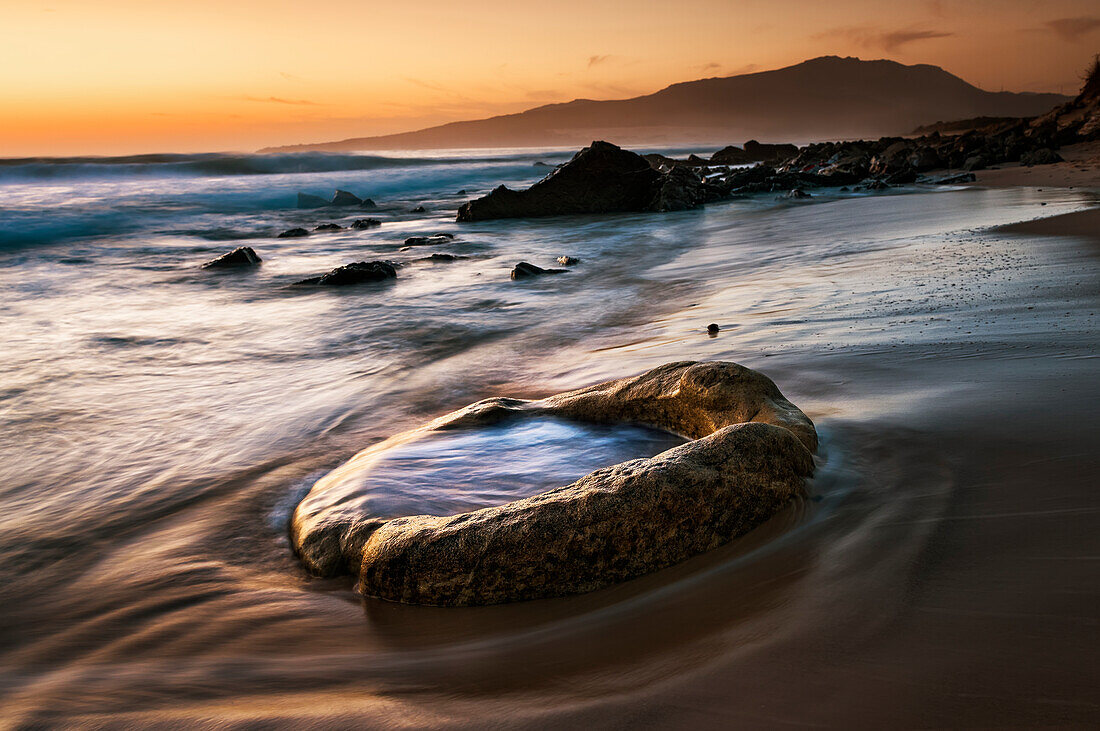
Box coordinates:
[291,361,817,606]
[456,141,724,222]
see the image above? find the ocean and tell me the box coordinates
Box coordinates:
[1,148,1097,726]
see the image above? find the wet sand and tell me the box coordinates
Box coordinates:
[967,140,1100,189]
[1,182,1098,727]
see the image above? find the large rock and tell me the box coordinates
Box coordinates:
[711,141,798,165]
[293,261,397,286]
[201,246,261,269]
[456,141,713,221]
[291,361,817,605]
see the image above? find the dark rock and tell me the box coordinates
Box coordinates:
[785,188,811,199]
[650,164,717,211]
[533,161,552,167]
[884,167,918,185]
[964,154,990,171]
[331,190,362,206]
[290,361,817,604]
[278,227,310,238]
[350,218,381,229]
[293,260,397,287]
[297,192,329,209]
[1020,148,1063,166]
[557,256,580,266]
[511,261,567,279]
[403,233,454,246]
[421,253,464,262]
[359,198,377,209]
[707,323,720,334]
[410,205,427,213]
[201,246,262,269]
[456,189,467,195]
[314,223,344,232]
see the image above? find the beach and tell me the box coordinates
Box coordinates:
[0,152,1097,727]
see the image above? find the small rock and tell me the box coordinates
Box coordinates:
[422,253,463,262]
[359,198,377,209]
[351,218,381,229]
[557,256,580,266]
[707,323,720,335]
[403,234,455,246]
[314,223,344,231]
[456,189,467,195]
[201,246,262,269]
[293,261,397,286]
[511,261,567,279]
[410,205,427,213]
[278,227,310,238]
[331,190,363,206]
[785,188,811,199]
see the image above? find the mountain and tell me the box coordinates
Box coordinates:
[263,56,1071,152]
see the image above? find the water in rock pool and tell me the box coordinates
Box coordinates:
[0,149,1098,726]
[327,417,686,519]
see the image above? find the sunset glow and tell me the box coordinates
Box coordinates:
[2,0,1097,155]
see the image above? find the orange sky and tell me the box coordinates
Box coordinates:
[1,0,1097,156]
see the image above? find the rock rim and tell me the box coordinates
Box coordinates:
[291,361,817,606]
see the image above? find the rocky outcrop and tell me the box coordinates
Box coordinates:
[298,191,373,208]
[278,227,310,238]
[293,261,397,286]
[456,141,718,222]
[201,246,261,269]
[291,361,817,605]
[351,218,381,229]
[314,223,343,232]
[710,140,799,165]
[511,261,567,279]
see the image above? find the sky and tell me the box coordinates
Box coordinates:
[1,0,1098,156]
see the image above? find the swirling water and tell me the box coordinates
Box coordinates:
[1,149,1098,726]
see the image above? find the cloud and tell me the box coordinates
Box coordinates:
[240,95,322,106]
[698,62,722,73]
[1045,16,1100,41]
[814,25,953,53]
[587,54,612,68]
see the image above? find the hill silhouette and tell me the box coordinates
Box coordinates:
[265,56,1070,152]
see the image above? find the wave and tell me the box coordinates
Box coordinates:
[0,151,561,182]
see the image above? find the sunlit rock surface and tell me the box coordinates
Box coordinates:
[291,361,817,605]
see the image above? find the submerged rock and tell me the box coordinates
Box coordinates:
[293,261,397,286]
[403,234,454,246]
[351,218,381,229]
[297,192,329,209]
[456,141,716,222]
[201,246,262,269]
[557,256,580,266]
[421,253,464,262]
[290,361,817,605]
[360,198,377,209]
[278,227,310,238]
[314,223,343,232]
[511,261,567,279]
[410,205,427,213]
[331,190,363,206]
